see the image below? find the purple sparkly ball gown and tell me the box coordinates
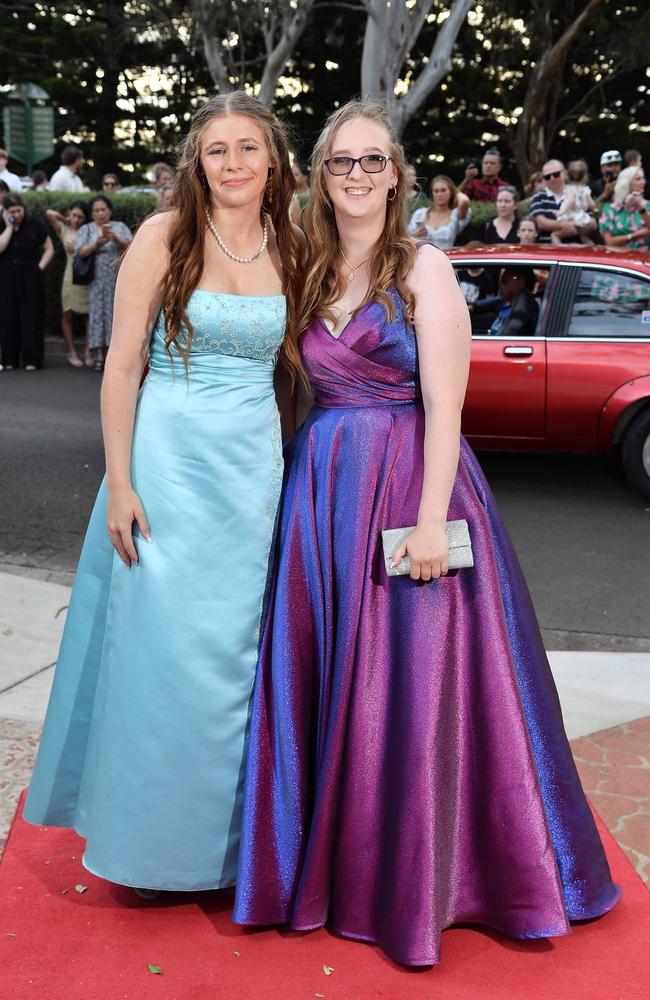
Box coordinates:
[233,289,621,967]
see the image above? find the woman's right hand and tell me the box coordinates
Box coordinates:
[412,223,428,237]
[95,236,109,249]
[2,210,15,229]
[106,486,151,568]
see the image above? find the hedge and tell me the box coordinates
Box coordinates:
[22,191,504,339]
[14,191,157,339]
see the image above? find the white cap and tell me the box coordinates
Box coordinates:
[600,150,622,166]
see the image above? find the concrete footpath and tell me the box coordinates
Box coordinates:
[1,568,649,885]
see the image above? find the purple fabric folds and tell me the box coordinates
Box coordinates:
[233,292,621,966]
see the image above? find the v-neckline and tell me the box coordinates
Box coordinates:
[316,301,370,341]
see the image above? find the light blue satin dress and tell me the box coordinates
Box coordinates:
[24,291,286,890]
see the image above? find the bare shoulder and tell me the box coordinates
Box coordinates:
[409,243,454,290]
[136,210,177,239]
[128,210,177,263]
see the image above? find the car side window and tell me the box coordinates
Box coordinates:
[568,269,650,338]
[455,264,549,337]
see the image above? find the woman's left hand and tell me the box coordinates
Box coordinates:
[391,522,449,581]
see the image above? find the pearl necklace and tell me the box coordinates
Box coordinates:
[339,246,371,282]
[205,208,270,263]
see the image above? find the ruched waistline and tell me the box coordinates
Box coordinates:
[314,394,420,409]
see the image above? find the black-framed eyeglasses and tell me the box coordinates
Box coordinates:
[324,154,392,176]
[543,170,562,181]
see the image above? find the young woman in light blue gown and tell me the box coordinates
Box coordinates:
[23,93,303,894]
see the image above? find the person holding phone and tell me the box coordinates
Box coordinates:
[408,174,471,248]
[458,148,510,201]
[74,195,132,371]
[599,165,650,250]
[46,201,91,367]
[0,193,54,371]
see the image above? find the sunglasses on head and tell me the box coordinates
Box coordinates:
[543,170,562,181]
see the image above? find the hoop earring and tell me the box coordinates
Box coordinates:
[387,186,397,202]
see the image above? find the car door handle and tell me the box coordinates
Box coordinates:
[503,345,534,357]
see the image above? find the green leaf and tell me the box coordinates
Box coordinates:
[147,964,163,975]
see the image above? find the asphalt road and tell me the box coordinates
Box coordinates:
[1,352,649,650]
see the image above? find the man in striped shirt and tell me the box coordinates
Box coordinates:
[529,159,578,244]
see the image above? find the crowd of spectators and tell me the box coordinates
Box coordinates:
[0,138,648,372]
[406,146,650,254]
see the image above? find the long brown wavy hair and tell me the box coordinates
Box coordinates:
[430,174,459,209]
[160,92,303,379]
[300,99,417,335]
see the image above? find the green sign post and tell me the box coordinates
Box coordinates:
[2,83,54,174]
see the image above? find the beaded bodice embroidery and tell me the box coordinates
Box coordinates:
[151,290,286,363]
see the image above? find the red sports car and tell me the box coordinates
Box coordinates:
[447,244,650,499]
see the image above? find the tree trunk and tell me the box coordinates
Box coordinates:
[361,0,474,138]
[193,0,313,105]
[93,0,125,176]
[258,1,314,105]
[510,0,607,185]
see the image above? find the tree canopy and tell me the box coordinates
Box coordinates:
[1,0,648,188]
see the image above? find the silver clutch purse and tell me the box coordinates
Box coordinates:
[381,519,474,577]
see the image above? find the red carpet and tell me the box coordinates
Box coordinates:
[1,793,646,1000]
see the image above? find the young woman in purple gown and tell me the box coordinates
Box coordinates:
[233,100,621,966]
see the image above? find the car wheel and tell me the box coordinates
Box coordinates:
[622,407,650,500]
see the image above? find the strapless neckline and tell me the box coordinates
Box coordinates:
[194,288,285,300]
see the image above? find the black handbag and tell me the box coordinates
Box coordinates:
[72,251,95,285]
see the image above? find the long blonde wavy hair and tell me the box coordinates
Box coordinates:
[299,99,416,335]
[160,92,303,379]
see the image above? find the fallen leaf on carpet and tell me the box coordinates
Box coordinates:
[147,964,163,975]
[323,965,334,976]
[233,951,240,957]
[6,933,17,938]
[74,884,88,894]
[55,605,69,618]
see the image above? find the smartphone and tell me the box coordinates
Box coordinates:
[604,171,614,182]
